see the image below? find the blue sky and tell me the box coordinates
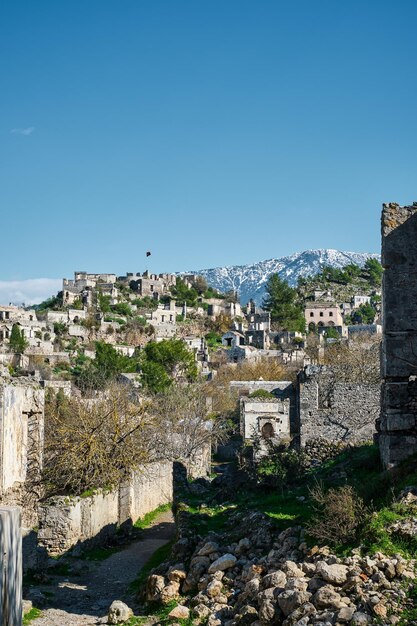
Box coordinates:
[1,1,417,301]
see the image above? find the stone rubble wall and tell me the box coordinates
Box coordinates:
[38,461,173,556]
[0,380,44,528]
[298,366,379,445]
[379,202,417,467]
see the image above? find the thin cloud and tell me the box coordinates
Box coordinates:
[0,278,61,306]
[10,126,35,136]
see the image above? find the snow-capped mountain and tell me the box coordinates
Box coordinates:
[186,249,380,305]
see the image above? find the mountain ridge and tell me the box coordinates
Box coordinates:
[185,249,380,304]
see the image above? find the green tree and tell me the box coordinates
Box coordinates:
[74,341,139,391]
[364,258,383,286]
[262,274,306,332]
[141,338,197,391]
[140,360,172,393]
[9,324,28,353]
[352,302,376,325]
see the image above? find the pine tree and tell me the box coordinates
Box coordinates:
[9,324,28,353]
[262,274,306,332]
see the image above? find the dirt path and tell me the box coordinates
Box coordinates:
[29,510,175,626]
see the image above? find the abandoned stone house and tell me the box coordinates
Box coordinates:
[235,365,380,454]
[62,272,118,306]
[0,306,42,345]
[148,301,177,339]
[122,271,176,300]
[304,302,344,331]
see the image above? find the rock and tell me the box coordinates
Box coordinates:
[337,606,355,622]
[285,578,308,592]
[351,612,371,625]
[243,578,260,600]
[146,574,166,602]
[236,605,258,625]
[313,585,343,609]
[372,603,387,619]
[301,562,316,577]
[277,590,312,616]
[168,566,187,583]
[208,553,237,574]
[193,604,211,620]
[22,600,33,615]
[236,538,251,555]
[168,605,190,620]
[160,581,181,604]
[207,579,223,598]
[198,541,219,556]
[282,561,305,578]
[261,570,287,589]
[258,598,276,623]
[316,561,348,585]
[107,600,133,624]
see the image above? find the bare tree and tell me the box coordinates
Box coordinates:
[148,383,229,473]
[43,385,155,496]
[322,333,380,384]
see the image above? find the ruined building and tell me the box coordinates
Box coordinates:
[379,202,417,467]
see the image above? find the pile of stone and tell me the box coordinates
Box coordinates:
[146,512,415,625]
[302,439,350,469]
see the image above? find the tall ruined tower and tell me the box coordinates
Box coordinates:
[380,202,417,467]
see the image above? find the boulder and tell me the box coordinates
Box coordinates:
[206,579,223,598]
[198,541,219,556]
[160,581,181,604]
[282,561,305,578]
[351,612,371,625]
[277,590,311,616]
[208,553,237,574]
[316,561,348,585]
[261,570,287,589]
[193,604,211,620]
[146,574,165,602]
[337,606,355,622]
[107,600,133,624]
[168,605,190,620]
[313,585,343,609]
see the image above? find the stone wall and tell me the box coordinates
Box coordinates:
[298,365,379,445]
[379,202,417,467]
[0,379,44,527]
[38,461,173,556]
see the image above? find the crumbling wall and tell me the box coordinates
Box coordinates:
[38,461,173,556]
[298,365,379,445]
[379,202,417,467]
[0,380,44,527]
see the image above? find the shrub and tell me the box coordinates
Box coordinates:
[307,484,369,547]
[111,302,132,317]
[249,389,275,399]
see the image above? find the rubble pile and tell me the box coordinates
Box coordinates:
[146,512,415,625]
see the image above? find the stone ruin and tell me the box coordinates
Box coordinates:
[379,202,417,467]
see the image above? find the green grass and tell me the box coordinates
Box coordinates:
[145,600,194,626]
[125,617,148,626]
[129,540,173,593]
[133,503,172,529]
[398,582,417,625]
[23,608,42,625]
[178,443,417,558]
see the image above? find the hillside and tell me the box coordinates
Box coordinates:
[187,249,380,304]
